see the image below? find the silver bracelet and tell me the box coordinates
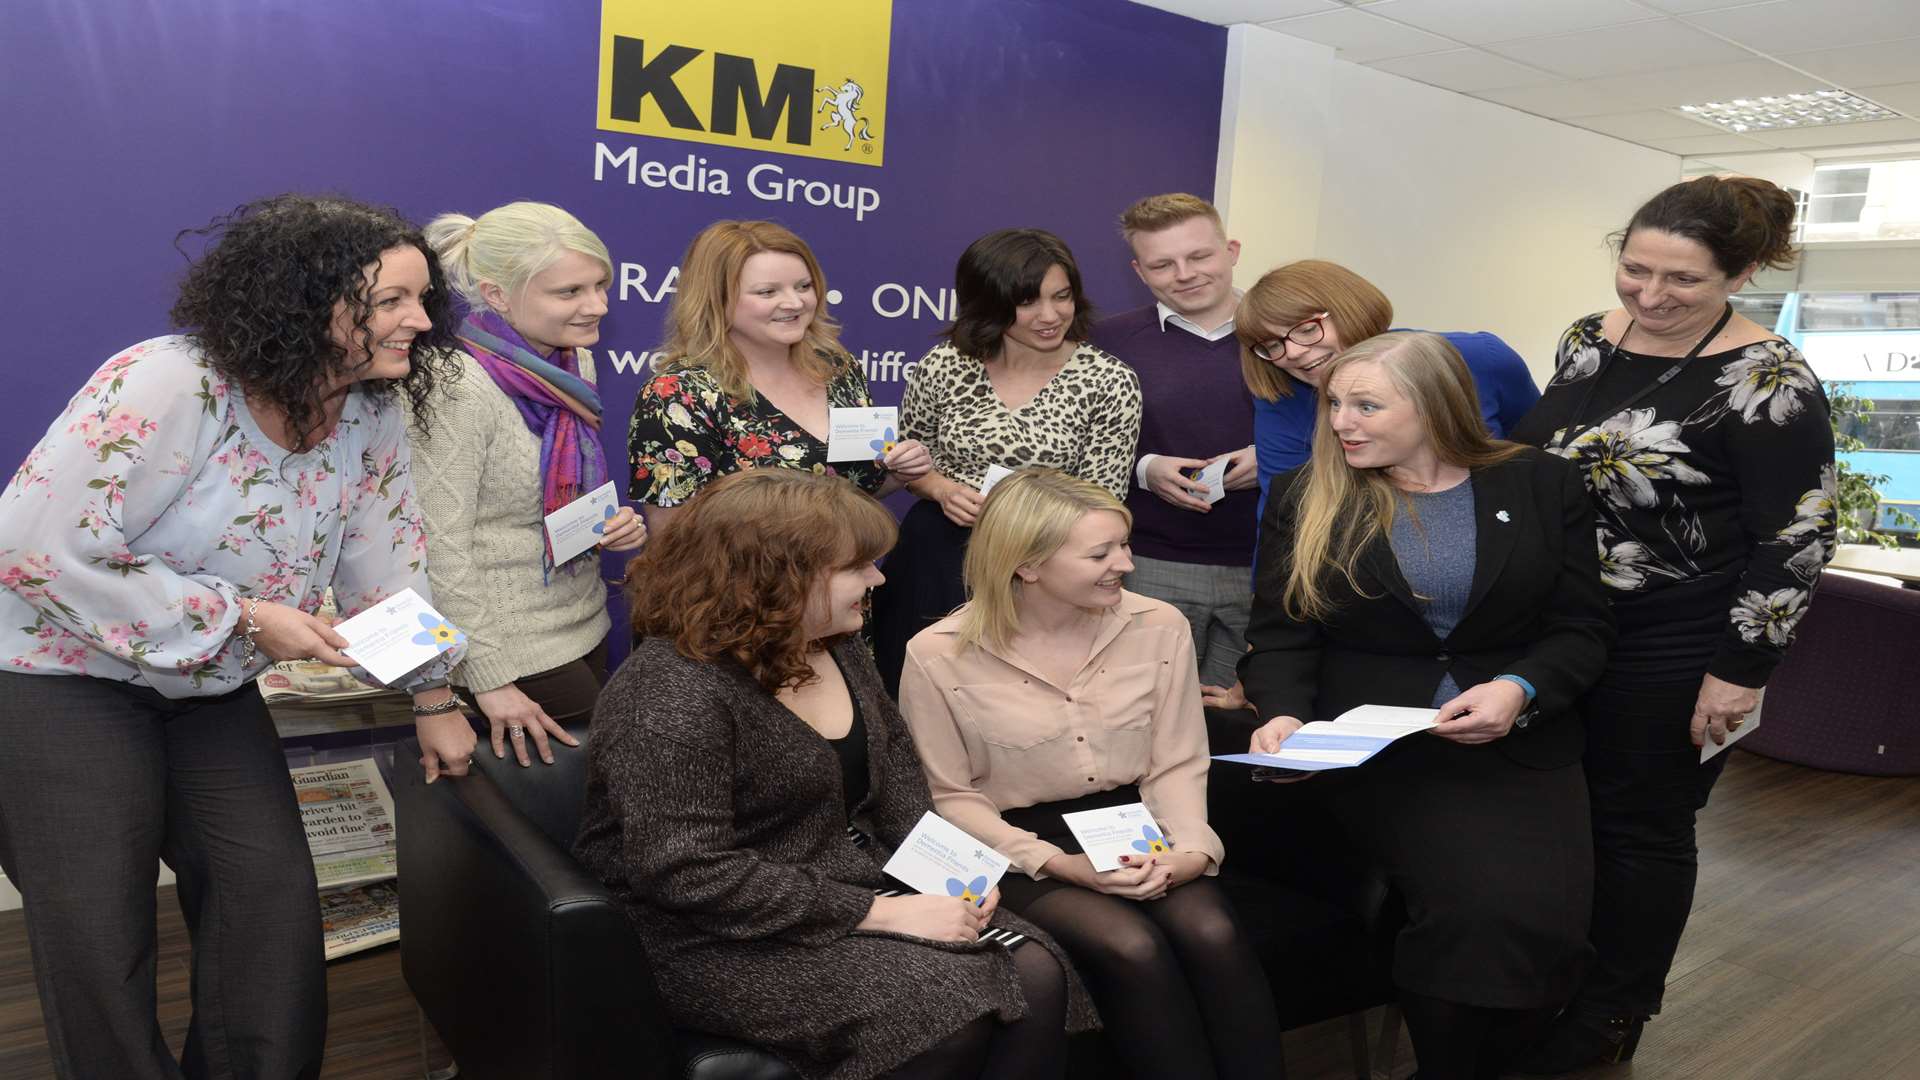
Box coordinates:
[411,697,463,717]
[239,597,263,666]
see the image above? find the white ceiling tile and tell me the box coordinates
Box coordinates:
[1366,48,1561,92]
[1356,0,1661,45]
[1484,19,1754,80]
[1633,0,1783,11]
[1570,109,1733,140]
[1257,8,1456,62]
[1584,58,1834,110]
[1124,0,1338,24]
[1475,59,1831,117]
[1474,80,1637,118]
[1738,117,1920,148]
[1777,36,1920,93]
[1854,81,1920,115]
[1685,0,1920,55]
[1642,132,1784,153]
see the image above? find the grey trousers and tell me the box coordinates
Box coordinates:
[0,672,325,1080]
[1124,554,1253,689]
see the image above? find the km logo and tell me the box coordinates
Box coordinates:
[597,3,892,167]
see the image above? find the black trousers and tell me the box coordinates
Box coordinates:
[868,500,970,698]
[1577,675,1730,1017]
[0,672,325,1080]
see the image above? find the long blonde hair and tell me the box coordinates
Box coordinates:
[1281,332,1525,621]
[957,469,1132,651]
[656,220,849,400]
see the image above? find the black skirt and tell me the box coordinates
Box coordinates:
[994,785,1143,909]
[1351,734,1595,1009]
[868,499,971,697]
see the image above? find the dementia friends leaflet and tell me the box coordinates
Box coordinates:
[1061,802,1172,872]
[542,480,621,566]
[882,812,1011,906]
[1214,704,1440,772]
[333,588,465,686]
[826,406,899,462]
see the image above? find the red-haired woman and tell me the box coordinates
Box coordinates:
[627,220,931,534]
[572,470,1093,1080]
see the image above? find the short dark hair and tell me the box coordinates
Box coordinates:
[171,194,460,447]
[945,228,1094,358]
[1618,176,1798,277]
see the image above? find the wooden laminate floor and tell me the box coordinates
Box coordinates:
[2,750,1916,1079]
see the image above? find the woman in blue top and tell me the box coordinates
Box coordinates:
[1236,260,1541,525]
[0,195,470,1079]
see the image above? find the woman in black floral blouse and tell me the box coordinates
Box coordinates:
[627,220,931,531]
[1511,176,1837,1072]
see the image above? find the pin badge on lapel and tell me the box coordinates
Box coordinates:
[1495,510,1511,523]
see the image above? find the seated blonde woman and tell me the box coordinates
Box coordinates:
[899,468,1282,1080]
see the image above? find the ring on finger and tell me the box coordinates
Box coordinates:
[508,725,526,738]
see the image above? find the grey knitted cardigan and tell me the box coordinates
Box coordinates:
[573,636,1097,1080]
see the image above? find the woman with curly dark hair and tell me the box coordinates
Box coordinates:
[0,193,471,1079]
[574,469,1095,1080]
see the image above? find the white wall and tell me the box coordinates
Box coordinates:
[1213,28,1331,273]
[1216,24,1683,379]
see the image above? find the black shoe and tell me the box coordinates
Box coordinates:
[1512,1013,1644,1074]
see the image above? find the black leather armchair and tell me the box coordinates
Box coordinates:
[1203,707,1401,1071]
[392,727,798,1080]
[395,714,1397,1080]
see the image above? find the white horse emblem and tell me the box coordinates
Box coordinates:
[816,78,876,152]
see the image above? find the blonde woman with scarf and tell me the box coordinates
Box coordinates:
[414,202,645,767]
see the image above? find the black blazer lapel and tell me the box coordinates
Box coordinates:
[1462,462,1523,620]
[1357,531,1423,619]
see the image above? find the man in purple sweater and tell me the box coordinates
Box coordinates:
[1090,194,1258,702]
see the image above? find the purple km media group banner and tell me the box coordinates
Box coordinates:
[4,0,1225,482]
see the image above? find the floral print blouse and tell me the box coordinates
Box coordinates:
[627,359,887,506]
[1511,313,1836,687]
[0,336,460,698]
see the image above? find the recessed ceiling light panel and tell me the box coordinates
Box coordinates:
[1672,91,1896,134]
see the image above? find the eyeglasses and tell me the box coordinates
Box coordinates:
[1252,314,1329,362]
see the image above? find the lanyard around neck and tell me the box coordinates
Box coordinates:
[1554,304,1733,451]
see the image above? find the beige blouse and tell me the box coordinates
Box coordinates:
[898,591,1224,878]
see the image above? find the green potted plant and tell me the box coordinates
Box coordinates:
[1828,383,1918,548]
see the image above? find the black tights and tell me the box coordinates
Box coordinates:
[1017,878,1283,1080]
[885,942,1068,1079]
[1398,989,1555,1080]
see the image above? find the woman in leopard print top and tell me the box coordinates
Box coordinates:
[869,229,1141,694]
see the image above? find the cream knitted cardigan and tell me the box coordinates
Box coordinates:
[406,351,612,691]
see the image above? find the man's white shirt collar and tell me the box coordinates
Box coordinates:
[1154,300,1237,342]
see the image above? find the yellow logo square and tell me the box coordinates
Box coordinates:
[597,0,892,167]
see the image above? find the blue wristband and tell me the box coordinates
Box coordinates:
[1494,673,1537,704]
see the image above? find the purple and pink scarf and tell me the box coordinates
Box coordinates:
[456,309,609,573]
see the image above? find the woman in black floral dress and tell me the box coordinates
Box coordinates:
[627,220,931,530]
[1511,176,1837,1072]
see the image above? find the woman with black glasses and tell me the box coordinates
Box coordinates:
[1235,260,1540,525]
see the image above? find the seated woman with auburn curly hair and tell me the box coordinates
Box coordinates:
[572,469,1094,1080]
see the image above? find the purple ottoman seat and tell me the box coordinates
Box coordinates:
[1741,571,1920,777]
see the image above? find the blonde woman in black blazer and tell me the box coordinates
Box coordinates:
[1239,332,1613,1080]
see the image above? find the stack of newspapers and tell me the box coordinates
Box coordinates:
[291,759,400,960]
